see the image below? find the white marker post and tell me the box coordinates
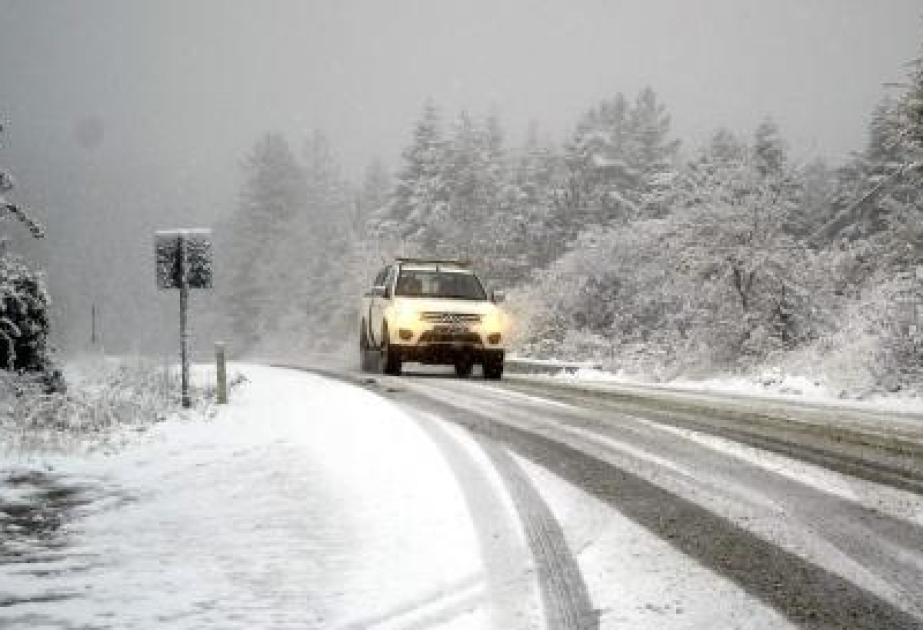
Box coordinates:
[155,229,213,409]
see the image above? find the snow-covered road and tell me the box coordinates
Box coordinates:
[2,363,923,629]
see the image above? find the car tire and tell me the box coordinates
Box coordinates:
[483,357,504,380]
[454,357,474,378]
[359,321,376,373]
[380,325,402,376]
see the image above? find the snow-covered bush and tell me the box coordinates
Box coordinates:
[0,255,53,373]
[1,122,58,387]
[513,166,830,377]
[776,276,922,396]
[0,358,243,455]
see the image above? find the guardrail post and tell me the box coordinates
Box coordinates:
[216,341,228,404]
[215,341,228,405]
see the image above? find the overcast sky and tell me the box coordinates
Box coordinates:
[2,0,921,180]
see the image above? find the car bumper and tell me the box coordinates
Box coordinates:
[392,342,504,365]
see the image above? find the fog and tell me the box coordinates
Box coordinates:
[0,0,920,355]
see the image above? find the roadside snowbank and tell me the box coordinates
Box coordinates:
[519,362,923,415]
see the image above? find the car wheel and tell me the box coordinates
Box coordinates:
[380,325,402,376]
[454,357,474,378]
[359,321,375,372]
[483,357,504,380]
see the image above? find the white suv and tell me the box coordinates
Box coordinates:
[359,258,508,378]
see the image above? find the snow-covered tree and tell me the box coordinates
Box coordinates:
[516,122,829,374]
[374,104,518,284]
[562,93,633,230]
[382,101,450,250]
[820,96,919,246]
[218,133,307,351]
[439,111,511,272]
[357,158,391,233]
[673,153,820,364]
[0,122,57,384]
[502,123,569,273]
[285,131,357,345]
[627,87,681,217]
[753,118,787,179]
[901,49,923,164]
[562,88,680,233]
[217,130,368,357]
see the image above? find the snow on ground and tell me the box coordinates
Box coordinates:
[626,416,923,529]
[6,362,918,629]
[512,359,923,417]
[404,376,923,626]
[0,364,491,629]
[512,455,796,630]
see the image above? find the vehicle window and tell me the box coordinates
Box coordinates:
[394,270,487,300]
[383,266,397,295]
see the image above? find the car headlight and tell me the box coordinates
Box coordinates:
[482,309,505,332]
[391,303,420,328]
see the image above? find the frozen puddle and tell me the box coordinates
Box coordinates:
[0,365,486,629]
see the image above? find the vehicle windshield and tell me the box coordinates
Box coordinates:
[394,269,487,300]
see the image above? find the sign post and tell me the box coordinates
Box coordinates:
[156,229,213,408]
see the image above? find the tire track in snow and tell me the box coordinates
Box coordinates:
[276,365,598,629]
[338,574,485,629]
[276,364,923,626]
[392,379,923,630]
[412,413,597,630]
[497,378,923,495]
[428,377,923,612]
[472,436,598,630]
[409,413,541,629]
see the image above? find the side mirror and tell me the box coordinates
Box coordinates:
[370,286,387,298]
[491,290,506,304]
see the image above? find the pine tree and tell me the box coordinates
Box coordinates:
[506,123,568,271]
[358,158,391,232]
[562,93,632,230]
[562,88,679,232]
[219,133,306,351]
[441,110,508,264]
[386,101,449,249]
[753,118,787,179]
[261,131,362,355]
[902,50,923,164]
[707,128,748,166]
[628,87,681,217]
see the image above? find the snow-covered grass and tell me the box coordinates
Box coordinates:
[0,356,243,456]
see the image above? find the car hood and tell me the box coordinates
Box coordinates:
[393,297,497,315]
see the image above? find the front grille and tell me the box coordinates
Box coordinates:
[419,331,482,344]
[421,312,483,324]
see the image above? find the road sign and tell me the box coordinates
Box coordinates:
[156,229,213,289]
[155,228,213,408]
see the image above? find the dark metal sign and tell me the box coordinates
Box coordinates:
[156,229,213,289]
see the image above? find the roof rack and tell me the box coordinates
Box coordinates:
[395,256,471,267]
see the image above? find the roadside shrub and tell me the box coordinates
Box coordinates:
[0,358,244,455]
[777,276,923,396]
